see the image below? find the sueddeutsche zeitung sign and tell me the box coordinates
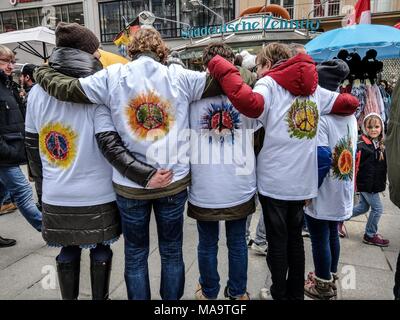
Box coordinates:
[182,15,321,39]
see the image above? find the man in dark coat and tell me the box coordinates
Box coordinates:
[0,45,42,244]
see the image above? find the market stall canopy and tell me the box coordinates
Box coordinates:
[0,26,55,61]
[305,24,400,62]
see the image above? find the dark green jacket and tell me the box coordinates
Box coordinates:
[386,80,400,208]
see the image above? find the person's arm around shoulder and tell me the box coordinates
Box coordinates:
[34,66,91,104]
[207,55,264,118]
[318,86,359,116]
[201,66,256,99]
[94,105,172,188]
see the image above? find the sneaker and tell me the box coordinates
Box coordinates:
[251,242,268,256]
[0,202,17,215]
[304,275,335,300]
[338,222,348,238]
[224,286,250,300]
[259,287,270,300]
[0,236,16,248]
[363,234,389,247]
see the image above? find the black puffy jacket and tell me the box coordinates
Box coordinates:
[0,70,26,166]
[356,135,387,193]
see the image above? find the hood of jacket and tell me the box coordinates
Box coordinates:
[362,112,385,138]
[263,53,318,96]
[49,47,103,78]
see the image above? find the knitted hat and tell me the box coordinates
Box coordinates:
[317,59,350,91]
[21,63,37,81]
[55,22,100,54]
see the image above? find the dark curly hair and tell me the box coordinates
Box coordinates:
[202,42,234,67]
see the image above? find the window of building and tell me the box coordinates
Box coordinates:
[152,0,177,38]
[371,0,393,13]
[21,8,40,29]
[313,0,340,18]
[99,0,150,43]
[181,0,234,27]
[2,11,18,32]
[269,0,295,19]
[99,0,235,42]
[68,3,85,25]
[0,3,84,33]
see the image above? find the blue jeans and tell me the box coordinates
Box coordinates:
[116,190,187,300]
[246,213,266,245]
[0,180,11,206]
[0,166,42,231]
[197,218,248,299]
[352,192,383,237]
[305,215,340,280]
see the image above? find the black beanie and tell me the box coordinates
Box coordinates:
[317,60,350,91]
[55,22,100,54]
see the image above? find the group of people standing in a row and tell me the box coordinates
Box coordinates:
[0,21,399,301]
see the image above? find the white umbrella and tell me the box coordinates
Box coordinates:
[0,26,55,61]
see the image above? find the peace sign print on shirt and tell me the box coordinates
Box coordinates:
[125,90,175,141]
[286,99,319,140]
[39,122,77,169]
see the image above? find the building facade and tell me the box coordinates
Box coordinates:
[239,0,400,30]
[1,0,399,63]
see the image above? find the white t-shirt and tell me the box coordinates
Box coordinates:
[304,115,358,221]
[25,85,115,206]
[188,95,261,209]
[253,76,338,200]
[80,57,206,189]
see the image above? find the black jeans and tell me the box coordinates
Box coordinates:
[259,194,305,300]
[395,251,400,299]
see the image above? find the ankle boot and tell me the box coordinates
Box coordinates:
[90,254,112,300]
[56,257,80,300]
[304,275,335,300]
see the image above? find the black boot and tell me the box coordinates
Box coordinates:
[90,252,113,300]
[56,257,80,300]
[0,236,16,248]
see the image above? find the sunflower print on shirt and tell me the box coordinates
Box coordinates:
[331,126,354,181]
[125,90,175,141]
[200,102,241,144]
[39,122,77,169]
[286,99,319,140]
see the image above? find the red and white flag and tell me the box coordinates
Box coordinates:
[354,0,371,24]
